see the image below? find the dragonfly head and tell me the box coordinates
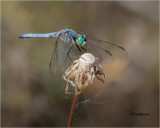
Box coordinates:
[76,35,87,46]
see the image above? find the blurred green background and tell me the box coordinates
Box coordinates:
[1,1,159,127]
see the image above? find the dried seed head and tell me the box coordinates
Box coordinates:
[79,53,96,64]
[63,53,106,94]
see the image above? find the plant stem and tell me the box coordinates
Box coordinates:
[67,92,79,128]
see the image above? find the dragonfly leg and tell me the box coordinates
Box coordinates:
[68,56,73,63]
[75,43,81,52]
[81,46,87,51]
[96,75,104,83]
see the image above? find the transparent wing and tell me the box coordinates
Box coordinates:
[49,33,80,73]
[82,41,114,63]
[57,39,86,70]
[57,39,73,71]
[87,34,127,57]
[49,39,59,74]
[49,39,72,73]
[79,32,128,63]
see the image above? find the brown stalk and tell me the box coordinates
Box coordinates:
[67,92,80,128]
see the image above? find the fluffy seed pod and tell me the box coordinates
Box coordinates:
[63,53,106,94]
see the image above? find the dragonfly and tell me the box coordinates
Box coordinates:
[19,28,127,73]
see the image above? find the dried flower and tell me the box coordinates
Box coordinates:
[63,53,106,94]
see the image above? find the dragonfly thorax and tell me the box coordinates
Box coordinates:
[76,35,86,45]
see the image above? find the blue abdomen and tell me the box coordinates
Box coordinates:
[18,32,57,38]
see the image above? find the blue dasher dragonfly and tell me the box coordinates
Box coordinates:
[19,29,127,73]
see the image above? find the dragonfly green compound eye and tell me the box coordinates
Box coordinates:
[76,35,86,45]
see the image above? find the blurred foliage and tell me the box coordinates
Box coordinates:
[1,1,159,127]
